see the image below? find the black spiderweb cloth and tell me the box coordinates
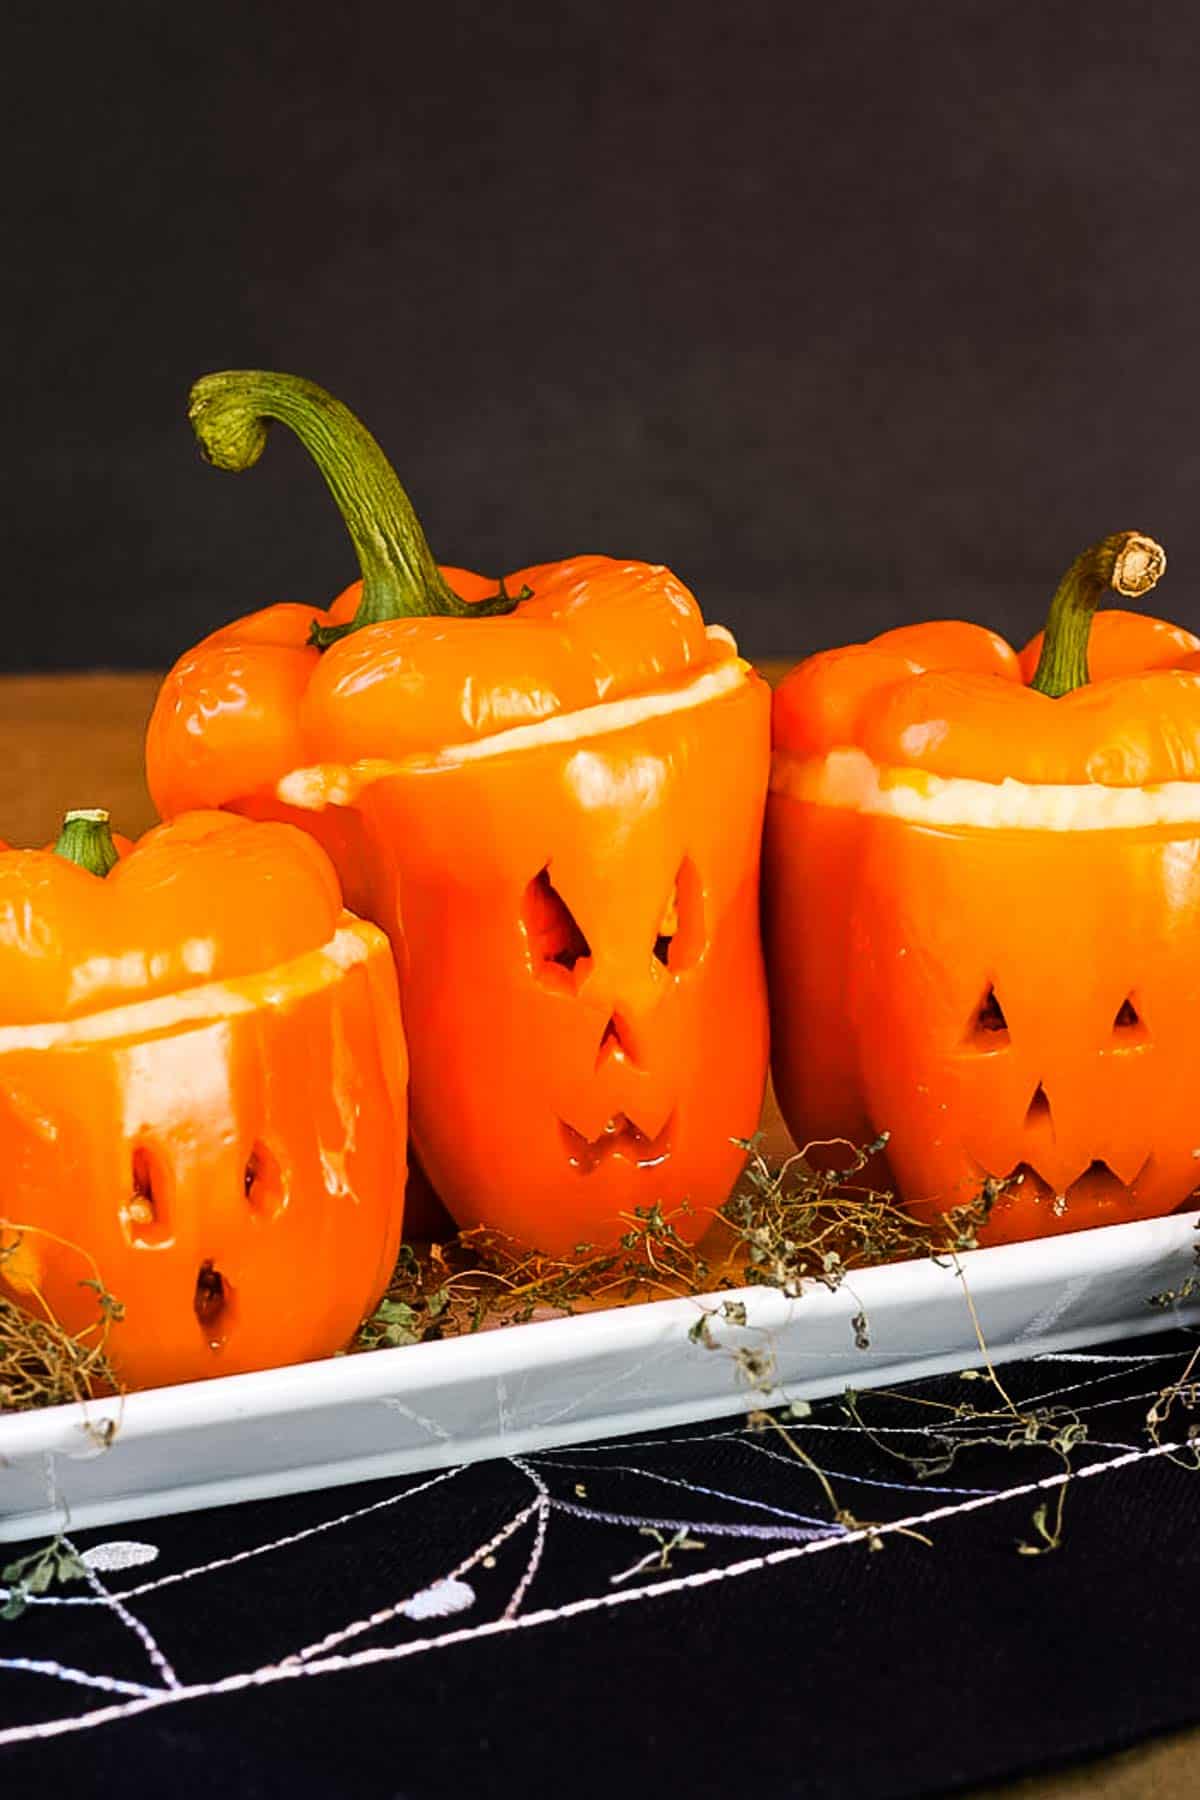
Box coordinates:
[1,1327,1199,1798]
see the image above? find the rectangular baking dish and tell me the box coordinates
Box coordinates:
[2,1209,1196,1543]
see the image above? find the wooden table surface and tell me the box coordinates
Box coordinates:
[0,670,1196,1798]
[1,672,161,845]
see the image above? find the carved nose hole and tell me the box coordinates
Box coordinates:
[524,868,592,993]
[1024,1084,1052,1131]
[1113,996,1149,1045]
[194,1261,225,1323]
[653,857,705,974]
[244,1141,287,1219]
[194,1260,231,1347]
[965,985,1010,1049]
[124,1147,171,1248]
[595,1013,639,1070]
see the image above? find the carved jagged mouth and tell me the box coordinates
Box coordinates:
[993,1157,1151,1216]
[559,1112,674,1175]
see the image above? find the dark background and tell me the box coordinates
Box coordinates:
[7,0,1200,671]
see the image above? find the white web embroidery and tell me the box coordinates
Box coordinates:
[0,1347,1193,1751]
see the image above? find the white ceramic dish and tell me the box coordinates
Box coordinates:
[1,1210,1196,1543]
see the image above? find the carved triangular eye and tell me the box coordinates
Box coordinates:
[244,1140,286,1218]
[653,857,705,973]
[130,1148,155,1223]
[966,985,1010,1047]
[1112,996,1148,1042]
[124,1146,170,1246]
[524,868,591,986]
[652,892,676,966]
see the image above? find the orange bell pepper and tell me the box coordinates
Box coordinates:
[765,531,1200,1245]
[0,808,407,1390]
[147,371,769,1256]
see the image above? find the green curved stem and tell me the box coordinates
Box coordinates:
[1029,532,1167,698]
[188,371,524,649]
[54,809,118,878]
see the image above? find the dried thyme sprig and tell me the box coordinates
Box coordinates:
[357,1135,1006,1350]
[717,1133,1002,1296]
[0,1225,123,1413]
[1,1538,88,1622]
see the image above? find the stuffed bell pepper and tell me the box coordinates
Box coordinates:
[765,531,1200,1245]
[0,809,407,1389]
[147,372,770,1257]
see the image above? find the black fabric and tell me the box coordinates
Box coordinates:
[2,1329,1199,1796]
[7,0,1200,671]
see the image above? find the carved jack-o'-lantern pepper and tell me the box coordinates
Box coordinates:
[147,373,770,1257]
[765,531,1200,1245]
[0,809,407,1390]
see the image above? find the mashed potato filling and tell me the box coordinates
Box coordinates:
[0,918,376,1053]
[771,745,1200,831]
[279,645,748,811]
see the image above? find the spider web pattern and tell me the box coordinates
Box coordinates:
[0,1333,1197,1756]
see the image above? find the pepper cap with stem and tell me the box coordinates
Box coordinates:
[53,810,119,878]
[188,370,527,650]
[1029,532,1167,698]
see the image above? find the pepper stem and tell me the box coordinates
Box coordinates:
[54,810,119,878]
[1029,532,1166,698]
[187,371,523,649]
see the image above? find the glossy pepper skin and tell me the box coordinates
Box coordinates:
[0,810,407,1391]
[147,372,769,1257]
[765,533,1200,1246]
